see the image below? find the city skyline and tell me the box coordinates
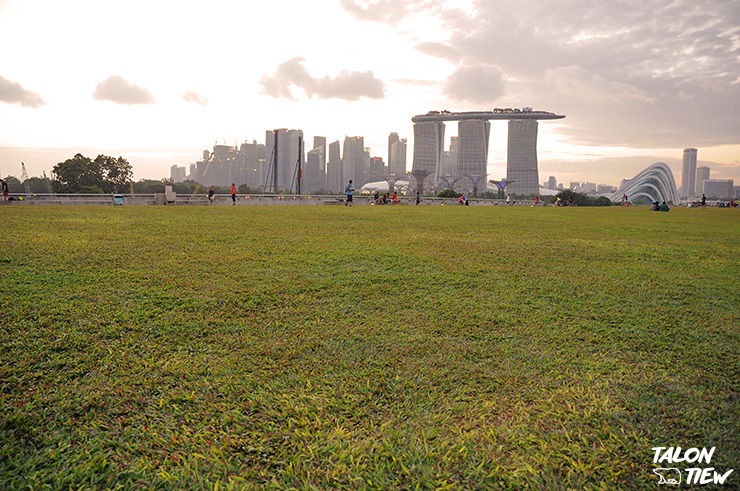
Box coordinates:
[1,0,739,187]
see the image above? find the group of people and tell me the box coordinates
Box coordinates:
[206,183,238,205]
[372,190,401,205]
[650,201,670,212]
[555,196,574,206]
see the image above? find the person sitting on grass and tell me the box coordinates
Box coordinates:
[659,201,670,212]
[651,201,660,211]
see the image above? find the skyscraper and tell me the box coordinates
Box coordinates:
[506,119,539,195]
[388,132,399,172]
[326,141,342,193]
[389,138,407,175]
[456,119,490,185]
[265,129,303,192]
[342,136,367,187]
[681,148,697,198]
[695,165,710,196]
[412,121,445,178]
[547,176,557,190]
[306,146,326,193]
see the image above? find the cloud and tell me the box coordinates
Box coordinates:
[443,64,505,104]
[415,42,461,63]
[182,90,208,106]
[345,0,740,148]
[0,75,46,108]
[93,75,155,105]
[260,57,385,101]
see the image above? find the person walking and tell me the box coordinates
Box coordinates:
[416,191,421,205]
[506,194,511,206]
[231,183,236,205]
[701,193,706,208]
[1,179,8,205]
[345,180,354,206]
[208,186,215,205]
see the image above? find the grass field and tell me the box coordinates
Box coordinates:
[1,205,738,490]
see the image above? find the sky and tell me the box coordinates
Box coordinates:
[1,0,739,188]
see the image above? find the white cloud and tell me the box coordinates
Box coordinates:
[0,75,46,108]
[182,90,208,106]
[93,75,154,105]
[260,57,386,101]
[443,63,505,104]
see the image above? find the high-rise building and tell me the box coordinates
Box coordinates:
[236,140,266,189]
[306,146,325,193]
[412,121,445,179]
[265,129,303,192]
[342,136,367,187]
[170,165,186,183]
[681,148,697,198]
[547,176,557,190]
[695,166,710,196]
[389,138,407,175]
[703,179,734,198]
[506,119,539,195]
[455,119,490,187]
[326,141,342,193]
[388,132,399,172]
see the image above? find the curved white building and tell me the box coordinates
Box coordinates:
[607,162,681,204]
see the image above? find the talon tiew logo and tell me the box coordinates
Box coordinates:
[652,447,734,486]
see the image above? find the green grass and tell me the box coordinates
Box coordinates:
[1,205,738,490]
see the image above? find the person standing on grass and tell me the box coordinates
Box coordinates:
[208,186,215,205]
[231,183,236,205]
[506,194,511,206]
[1,179,8,205]
[416,191,421,205]
[702,193,706,208]
[345,180,354,206]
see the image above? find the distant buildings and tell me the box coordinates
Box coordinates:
[703,179,734,198]
[695,166,710,195]
[506,120,539,195]
[681,148,697,198]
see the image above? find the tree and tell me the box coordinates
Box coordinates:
[52,153,133,193]
[1,176,22,193]
[555,189,595,206]
[94,155,132,193]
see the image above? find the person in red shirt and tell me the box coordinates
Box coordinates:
[231,183,236,205]
[392,192,398,205]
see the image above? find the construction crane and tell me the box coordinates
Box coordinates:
[21,162,30,196]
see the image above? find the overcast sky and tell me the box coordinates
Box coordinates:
[1,0,738,187]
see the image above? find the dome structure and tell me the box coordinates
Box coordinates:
[607,162,681,204]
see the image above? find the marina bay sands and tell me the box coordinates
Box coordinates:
[411,108,566,195]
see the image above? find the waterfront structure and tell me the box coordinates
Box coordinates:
[681,148,697,198]
[703,179,734,198]
[411,108,564,196]
[695,166,710,196]
[607,162,680,204]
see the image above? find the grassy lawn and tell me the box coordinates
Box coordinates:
[1,205,738,490]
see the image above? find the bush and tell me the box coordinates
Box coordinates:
[595,196,613,206]
[437,189,461,198]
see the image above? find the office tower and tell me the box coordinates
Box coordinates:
[681,148,697,198]
[695,166,710,195]
[188,163,197,180]
[390,138,407,175]
[369,156,385,179]
[326,141,342,193]
[306,146,325,193]
[455,120,490,186]
[412,121,445,178]
[233,140,266,189]
[170,165,186,183]
[342,136,367,188]
[547,176,557,190]
[388,132,399,172]
[703,179,733,198]
[506,119,539,195]
[265,129,303,192]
